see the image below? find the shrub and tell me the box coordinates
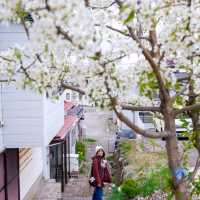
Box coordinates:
[138,167,171,197]
[75,141,86,163]
[106,155,114,161]
[108,186,126,200]
[192,176,200,196]
[121,179,140,198]
[109,167,171,199]
[120,141,132,153]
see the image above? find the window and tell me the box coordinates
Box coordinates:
[139,112,153,123]
[66,93,71,100]
[72,92,78,101]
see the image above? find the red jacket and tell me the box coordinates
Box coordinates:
[92,155,111,187]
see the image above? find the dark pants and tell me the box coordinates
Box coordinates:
[92,187,103,200]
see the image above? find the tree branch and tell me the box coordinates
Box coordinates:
[61,82,85,95]
[171,85,188,103]
[56,26,74,45]
[121,103,161,112]
[106,25,130,37]
[84,0,90,7]
[187,155,200,183]
[0,55,16,63]
[175,103,200,115]
[102,54,127,65]
[0,79,15,82]
[113,101,168,139]
[90,2,116,9]
[127,26,169,102]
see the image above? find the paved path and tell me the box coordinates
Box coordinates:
[33,152,93,200]
[33,110,114,200]
[83,111,116,155]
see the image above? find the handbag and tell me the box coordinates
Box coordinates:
[88,163,97,187]
[102,163,111,183]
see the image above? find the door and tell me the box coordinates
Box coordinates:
[0,149,20,200]
[49,142,63,182]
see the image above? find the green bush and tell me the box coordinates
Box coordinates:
[75,141,86,163]
[120,141,132,153]
[192,176,200,196]
[106,155,114,161]
[137,167,171,197]
[119,141,132,159]
[109,167,171,200]
[108,186,126,200]
[121,179,140,198]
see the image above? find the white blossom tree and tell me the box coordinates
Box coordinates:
[0,0,200,199]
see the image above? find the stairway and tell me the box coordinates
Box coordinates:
[33,179,62,199]
[61,176,92,199]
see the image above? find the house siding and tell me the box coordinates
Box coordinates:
[1,83,44,147]
[43,94,65,146]
[20,147,43,200]
[0,23,27,51]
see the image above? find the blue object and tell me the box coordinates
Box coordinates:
[117,129,136,139]
[92,187,103,200]
[174,168,187,180]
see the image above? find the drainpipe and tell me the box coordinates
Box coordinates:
[0,83,5,152]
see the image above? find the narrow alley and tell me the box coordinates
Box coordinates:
[33,109,115,200]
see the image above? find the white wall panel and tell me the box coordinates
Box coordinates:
[43,94,64,145]
[20,147,43,200]
[0,23,27,51]
[2,83,44,147]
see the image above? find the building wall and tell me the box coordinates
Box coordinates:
[0,134,3,152]
[19,147,43,200]
[0,84,4,152]
[0,23,27,51]
[42,93,65,179]
[43,93,65,146]
[1,83,44,147]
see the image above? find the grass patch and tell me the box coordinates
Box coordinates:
[84,138,96,144]
[119,140,135,159]
[120,140,167,180]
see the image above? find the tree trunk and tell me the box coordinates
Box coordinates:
[164,112,189,200]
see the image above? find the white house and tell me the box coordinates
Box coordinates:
[0,22,65,199]
[0,82,65,199]
[0,22,84,199]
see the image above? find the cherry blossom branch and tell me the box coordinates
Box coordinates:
[56,26,74,45]
[84,0,90,7]
[127,26,169,102]
[112,98,168,139]
[101,64,168,139]
[106,25,151,43]
[121,104,161,112]
[171,85,188,102]
[0,79,15,82]
[106,25,130,37]
[61,82,85,95]
[102,54,127,65]
[0,55,16,63]
[90,2,116,9]
[175,103,200,115]
[19,60,36,83]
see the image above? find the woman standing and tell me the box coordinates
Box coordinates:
[91,145,112,200]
